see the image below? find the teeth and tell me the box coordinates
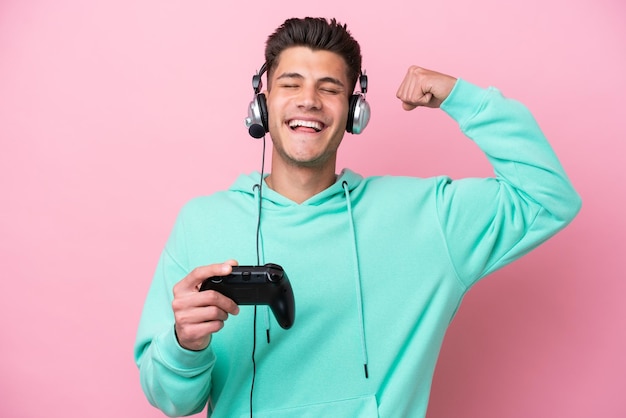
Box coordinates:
[289,119,323,131]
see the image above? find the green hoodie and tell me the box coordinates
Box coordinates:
[134,79,581,417]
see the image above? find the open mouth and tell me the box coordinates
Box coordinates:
[288,119,324,133]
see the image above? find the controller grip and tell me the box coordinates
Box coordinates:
[270,277,295,329]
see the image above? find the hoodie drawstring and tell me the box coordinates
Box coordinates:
[253,183,272,343]
[342,181,369,378]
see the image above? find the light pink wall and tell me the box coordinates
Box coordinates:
[1,0,624,417]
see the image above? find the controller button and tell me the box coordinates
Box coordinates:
[268,273,281,283]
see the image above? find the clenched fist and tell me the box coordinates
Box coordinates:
[396,66,457,110]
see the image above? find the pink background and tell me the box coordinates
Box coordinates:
[1,0,624,417]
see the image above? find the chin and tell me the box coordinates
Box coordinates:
[279,149,330,168]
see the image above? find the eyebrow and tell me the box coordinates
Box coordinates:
[276,72,345,88]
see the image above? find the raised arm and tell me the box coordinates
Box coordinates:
[397,66,581,287]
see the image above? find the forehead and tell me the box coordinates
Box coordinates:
[270,46,349,83]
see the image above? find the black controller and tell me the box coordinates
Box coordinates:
[199,263,295,329]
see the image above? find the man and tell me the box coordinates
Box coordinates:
[134,17,581,417]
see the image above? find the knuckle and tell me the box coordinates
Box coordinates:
[171,297,184,312]
[190,266,204,278]
[208,321,225,334]
[206,290,224,305]
[206,305,228,321]
[181,327,201,341]
[173,308,188,324]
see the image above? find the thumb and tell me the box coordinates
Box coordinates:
[400,91,433,111]
[402,102,417,111]
[178,261,237,292]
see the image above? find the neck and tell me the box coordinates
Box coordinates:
[266,163,337,204]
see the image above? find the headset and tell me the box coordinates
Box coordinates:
[245,63,371,138]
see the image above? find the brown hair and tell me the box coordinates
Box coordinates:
[264,17,362,91]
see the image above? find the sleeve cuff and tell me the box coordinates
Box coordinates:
[440,78,494,131]
[153,326,217,373]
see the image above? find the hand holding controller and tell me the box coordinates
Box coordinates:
[199,263,296,329]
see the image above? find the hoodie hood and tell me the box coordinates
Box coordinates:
[228,168,364,207]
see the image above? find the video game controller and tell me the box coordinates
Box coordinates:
[199,263,295,329]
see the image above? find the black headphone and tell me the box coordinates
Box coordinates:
[245,63,371,138]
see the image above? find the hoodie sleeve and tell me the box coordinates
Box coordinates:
[437,79,581,289]
[133,206,215,417]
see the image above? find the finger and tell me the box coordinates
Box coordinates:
[399,93,433,110]
[224,259,239,267]
[172,287,240,318]
[175,320,225,351]
[175,302,233,326]
[396,72,430,109]
[172,293,238,350]
[402,102,418,111]
[188,320,227,337]
[192,260,240,291]
[175,262,235,293]
[197,289,240,316]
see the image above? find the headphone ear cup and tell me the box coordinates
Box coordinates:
[257,93,269,132]
[346,94,370,134]
[347,95,358,133]
[246,93,269,137]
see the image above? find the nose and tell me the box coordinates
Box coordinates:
[296,84,321,110]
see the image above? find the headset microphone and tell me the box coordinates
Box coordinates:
[248,123,266,139]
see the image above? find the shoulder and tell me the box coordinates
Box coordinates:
[348,174,454,213]
[359,174,450,194]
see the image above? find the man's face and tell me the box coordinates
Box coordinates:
[266,46,351,169]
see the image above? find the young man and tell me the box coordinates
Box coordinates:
[134,17,581,417]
